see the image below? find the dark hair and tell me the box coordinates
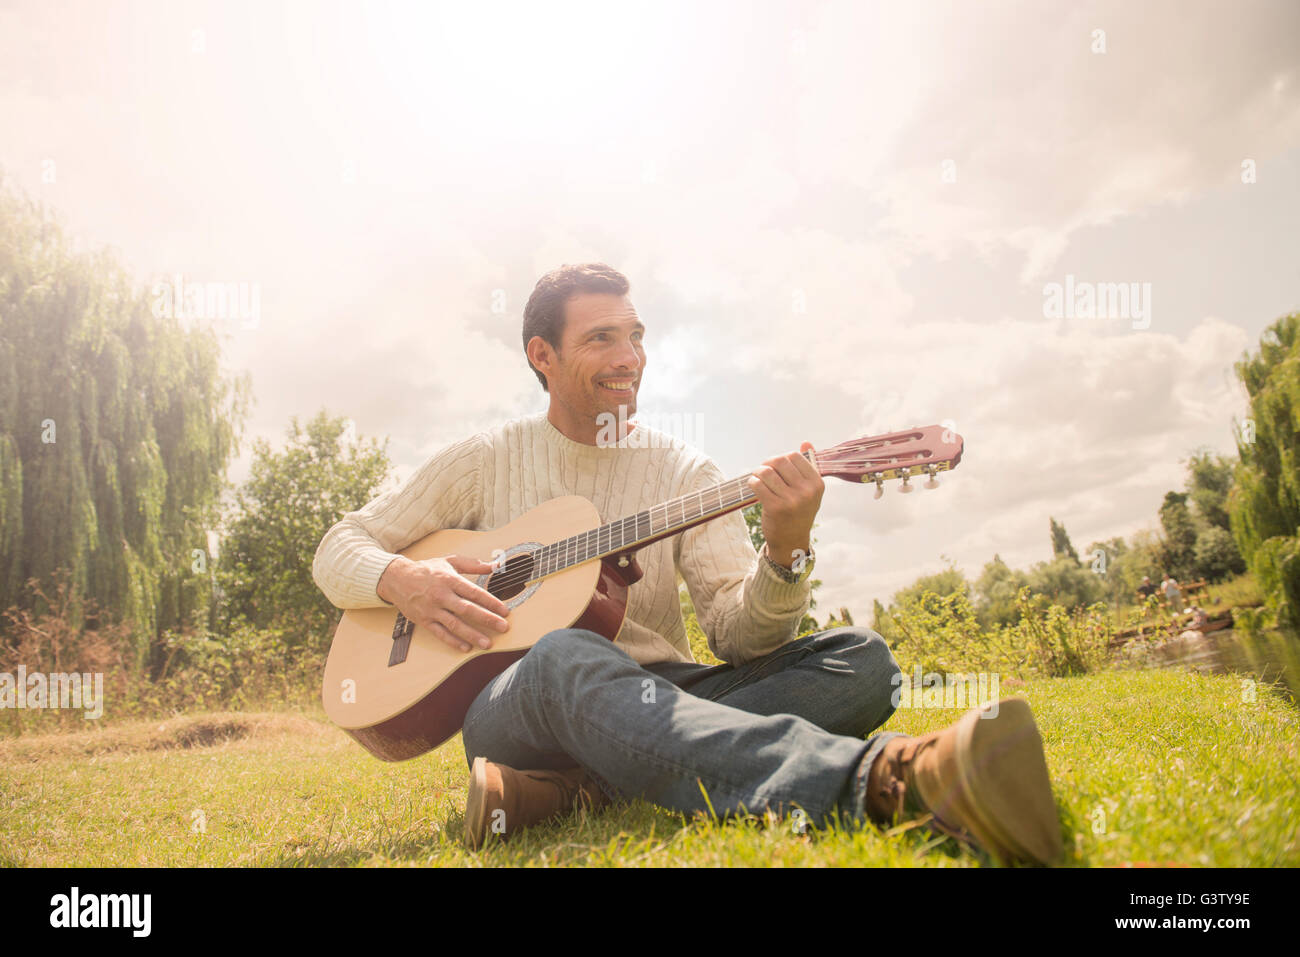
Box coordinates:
[522,263,630,391]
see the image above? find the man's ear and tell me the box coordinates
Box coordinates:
[527,335,556,378]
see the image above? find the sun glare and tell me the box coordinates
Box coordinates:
[352,0,686,140]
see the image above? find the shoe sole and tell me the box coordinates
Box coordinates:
[464,756,490,850]
[950,698,1064,865]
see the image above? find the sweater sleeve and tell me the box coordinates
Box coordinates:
[311,431,489,609]
[673,458,811,666]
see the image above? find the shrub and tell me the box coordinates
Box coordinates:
[1006,588,1114,677]
[1,573,321,733]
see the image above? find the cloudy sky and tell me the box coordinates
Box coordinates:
[3,0,1298,616]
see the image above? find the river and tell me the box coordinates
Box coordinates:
[1117,626,1300,705]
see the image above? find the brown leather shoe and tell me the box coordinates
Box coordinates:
[464,757,611,849]
[864,697,1063,865]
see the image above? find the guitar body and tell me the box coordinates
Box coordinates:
[321,496,643,762]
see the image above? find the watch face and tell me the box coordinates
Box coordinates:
[794,550,814,578]
[767,547,813,582]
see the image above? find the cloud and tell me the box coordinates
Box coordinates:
[811,314,1251,612]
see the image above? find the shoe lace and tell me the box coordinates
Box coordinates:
[871,738,982,853]
[870,740,919,824]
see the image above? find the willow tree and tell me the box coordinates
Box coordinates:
[1229,312,1300,637]
[0,183,250,669]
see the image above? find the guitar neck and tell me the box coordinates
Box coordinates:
[525,420,964,579]
[530,451,816,577]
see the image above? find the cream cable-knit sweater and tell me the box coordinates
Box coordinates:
[311,411,811,666]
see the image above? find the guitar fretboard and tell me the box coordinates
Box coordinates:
[529,450,814,577]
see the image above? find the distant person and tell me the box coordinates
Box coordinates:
[1179,608,1207,640]
[1161,574,1184,614]
[1137,576,1157,599]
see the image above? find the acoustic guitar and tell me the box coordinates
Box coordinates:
[322,424,964,760]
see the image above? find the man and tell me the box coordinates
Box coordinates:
[1161,574,1185,614]
[311,262,1063,865]
[1137,575,1157,599]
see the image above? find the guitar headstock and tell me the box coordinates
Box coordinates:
[812,425,964,497]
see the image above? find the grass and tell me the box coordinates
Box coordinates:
[2,667,1296,868]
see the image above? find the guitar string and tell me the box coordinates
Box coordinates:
[478,456,952,593]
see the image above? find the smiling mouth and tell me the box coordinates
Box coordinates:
[598,379,637,393]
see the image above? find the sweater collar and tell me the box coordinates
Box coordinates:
[537,410,644,453]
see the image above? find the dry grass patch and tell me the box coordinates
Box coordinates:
[0,711,330,763]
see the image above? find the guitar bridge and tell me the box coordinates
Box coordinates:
[388,612,415,666]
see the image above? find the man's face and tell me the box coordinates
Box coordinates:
[538,292,645,426]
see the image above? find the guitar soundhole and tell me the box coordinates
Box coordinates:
[486,551,536,601]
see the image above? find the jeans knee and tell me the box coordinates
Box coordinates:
[824,626,900,725]
[523,627,624,675]
[818,626,899,674]
[860,629,901,680]
[862,629,901,701]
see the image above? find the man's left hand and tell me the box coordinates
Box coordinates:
[746,441,825,568]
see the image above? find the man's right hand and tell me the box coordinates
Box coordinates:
[376,554,511,653]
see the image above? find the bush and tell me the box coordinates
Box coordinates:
[879,586,1116,680]
[145,621,322,714]
[884,589,1029,677]
[1,573,320,734]
[0,574,134,733]
[1005,589,1114,677]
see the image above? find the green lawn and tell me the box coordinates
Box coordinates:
[1,668,1296,867]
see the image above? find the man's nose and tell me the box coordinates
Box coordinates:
[613,338,642,370]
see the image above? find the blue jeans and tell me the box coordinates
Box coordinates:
[460,625,905,828]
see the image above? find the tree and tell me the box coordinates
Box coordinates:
[216,411,391,653]
[1025,556,1105,610]
[1229,312,1300,638]
[1101,529,1162,603]
[1186,449,1236,532]
[974,553,1030,628]
[1182,450,1246,580]
[892,566,969,605]
[0,182,249,669]
[1158,492,1198,580]
[1083,536,1128,569]
[884,562,970,626]
[870,598,896,644]
[1194,527,1246,582]
[1049,517,1079,563]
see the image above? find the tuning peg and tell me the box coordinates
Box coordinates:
[898,468,914,494]
[924,465,940,490]
[871,473,884,499]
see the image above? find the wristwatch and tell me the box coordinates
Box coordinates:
[762,543,815,584]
